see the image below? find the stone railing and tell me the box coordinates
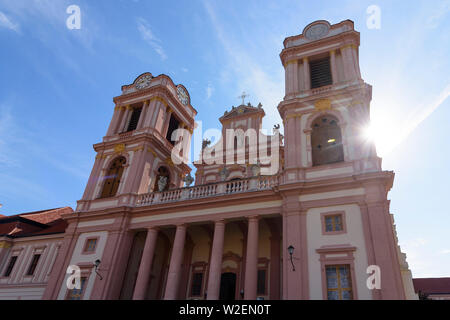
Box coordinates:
[136,175,279,206]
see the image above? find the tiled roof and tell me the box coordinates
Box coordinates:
[0,207,73,238]
[413,278,450,294]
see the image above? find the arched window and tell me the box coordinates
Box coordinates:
[311,115,344,166]
[100,157,126,198]
[154,166,170,192]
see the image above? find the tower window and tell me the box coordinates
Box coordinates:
[310,57,332,89]
[100,156,126,198]
[311,115,344,166]
[126,107,142,132]
[166,115,180,145]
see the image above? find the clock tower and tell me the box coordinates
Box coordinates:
[76,72,197,212]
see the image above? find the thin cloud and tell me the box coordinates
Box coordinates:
[0,11,20,33]
[137,17,167,61]
[206,83,214,99]
[202,1,283,130]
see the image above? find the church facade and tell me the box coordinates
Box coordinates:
[20,19,415,300]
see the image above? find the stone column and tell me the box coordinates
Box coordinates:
[269,230,281,300]
[302,57,310,91]
[330,50,338,84]
[106,105,122,136]
[132,228,159,300]
[206,220,226,300]
[118,105,133,133]
[164,224,187,300]
[281,193,308,300]
[341,45,357,82]
[244,216,259,300]
[137,100,149,130]
[161,108,173,138]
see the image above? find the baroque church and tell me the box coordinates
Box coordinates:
[0,20,417,300]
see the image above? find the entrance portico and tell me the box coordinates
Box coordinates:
[124,215,282,300]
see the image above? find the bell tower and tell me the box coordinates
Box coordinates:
[76,72,197,212]
[278,20,379,182]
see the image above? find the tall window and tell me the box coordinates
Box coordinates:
[3,256,18,277]
[66,277,87,300]
[166,115,180,145]
[326,265,353,300]
[26,254,41,276]
[310,57,332,89]
[100,156,126,198]
[311,115,344,166]
[126,107,142,132]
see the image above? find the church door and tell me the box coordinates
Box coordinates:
[219,272,236,300]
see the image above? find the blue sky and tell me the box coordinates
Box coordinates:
[0,0,449,278]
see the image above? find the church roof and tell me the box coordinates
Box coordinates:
[0,207,72,238]
[413,278,450,295]
[219,102,265,122]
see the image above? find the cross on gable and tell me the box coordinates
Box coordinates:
[238,91,249,105]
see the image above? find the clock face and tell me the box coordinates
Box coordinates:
[177,86,189,105]
[135,75,152,90]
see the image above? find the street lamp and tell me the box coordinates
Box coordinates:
[288,245,295,271]
[94,259,103,280]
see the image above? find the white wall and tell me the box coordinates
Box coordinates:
[0,236,62,300]
[306,203,372,300]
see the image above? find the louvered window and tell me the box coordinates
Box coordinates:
[126,107,142,132]
[310,57,332,89]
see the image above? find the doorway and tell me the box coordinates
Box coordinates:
[219,272,236,300]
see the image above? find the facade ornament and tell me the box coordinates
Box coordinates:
[314,99,331,111]
[251,163,261,177]
[114,144,125,154]
[158,176,168,192]
[219,167,229,181]
[183,173,194,187]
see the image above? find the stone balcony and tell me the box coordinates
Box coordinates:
[136,175,279,206]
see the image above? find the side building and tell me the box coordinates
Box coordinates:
[0,207,73,300]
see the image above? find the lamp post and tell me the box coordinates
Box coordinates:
[288,245,295,271]
[94,259,103,280]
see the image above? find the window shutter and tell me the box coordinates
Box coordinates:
[310,57,332,89]
[126,107,142,132]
